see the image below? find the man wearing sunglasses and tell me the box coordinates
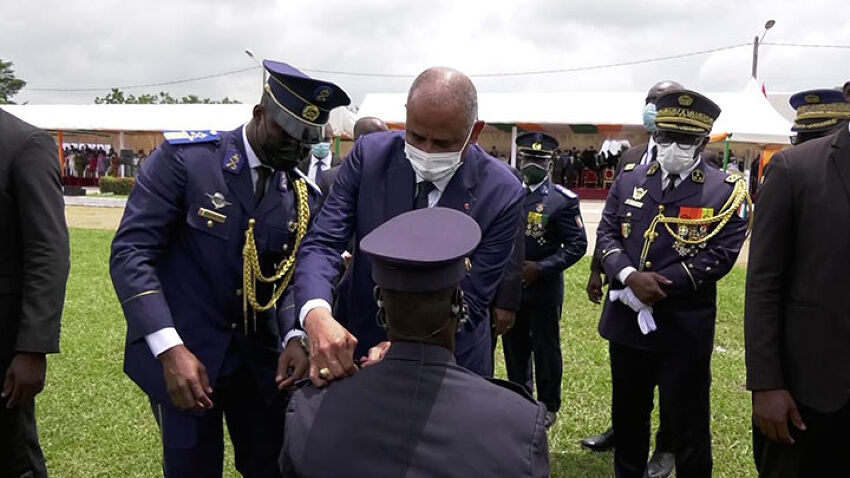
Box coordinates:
[596,90,750,478]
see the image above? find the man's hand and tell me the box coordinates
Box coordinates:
[304,308,358,387]
[2,352,47,409]
[587,270,604,304]
[753,389,807,444]
[624,271,671,305]
[522,261,542,286]
[492,308,516,336]
[159,345,213,411]
[276,339,309,390]
[360,341,391,368]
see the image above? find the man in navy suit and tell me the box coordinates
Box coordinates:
[110,60,349,477]
[294,67,524,384]
[282,207,550,477]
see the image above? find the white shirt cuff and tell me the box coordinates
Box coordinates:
[282,329,307,350]
[145,327,183,358]
[299,299,333,328]
[616,266,638,285]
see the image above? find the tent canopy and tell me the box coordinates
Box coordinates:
[358,79,792,145]
[0,104,356,139]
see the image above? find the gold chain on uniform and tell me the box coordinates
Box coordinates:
[241,178,310,331]
[639,177,752,270]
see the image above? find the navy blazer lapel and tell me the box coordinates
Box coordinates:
[830,126,850,204]
[645,166,663,204]
[386,146,416,219]
[437,149,480,213]
[222,128,256,215]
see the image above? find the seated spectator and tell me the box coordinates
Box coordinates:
[281,207,550,478]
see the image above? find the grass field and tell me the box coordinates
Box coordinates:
[36,228,756,477]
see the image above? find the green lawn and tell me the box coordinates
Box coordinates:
[38,228,756,477]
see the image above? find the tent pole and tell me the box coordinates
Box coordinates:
[723,136,731,172]
[510,126,518,169]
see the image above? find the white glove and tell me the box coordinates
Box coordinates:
[609,287,657,335]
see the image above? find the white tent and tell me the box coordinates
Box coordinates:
[0,104,356,138]
[357,80,792,145]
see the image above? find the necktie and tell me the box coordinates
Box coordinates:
[314,159,325,184]
[663,176,678,198]
[254,166,270,207]
[414,181,436,210]
[650,145,658,163]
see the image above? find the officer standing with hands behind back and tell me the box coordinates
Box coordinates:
[110,60,349,477]
[502,132,587,429]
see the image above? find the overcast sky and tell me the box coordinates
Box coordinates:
[3,0,848,107]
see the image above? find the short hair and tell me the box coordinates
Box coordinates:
[407,67,478,128]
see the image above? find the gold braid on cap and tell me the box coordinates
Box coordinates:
[638,177,752,270]
[241,178,310,333]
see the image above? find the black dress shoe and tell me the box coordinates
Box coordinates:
[645,451,674,478]
[580,427,615,452]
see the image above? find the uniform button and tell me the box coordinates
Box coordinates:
[645,261,652,268]
[626,212,632,217]
[236,288,243,296]
[658,205,666,212]
[688,263,694,269]
[231,323,238,330]
[287,221,297,232]
[206,220,214,228]
[282,244,289,252]
[706,266,712,271]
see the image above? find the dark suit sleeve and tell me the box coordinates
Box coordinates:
[655,185,749,297]
[491,213,525,311]
[293,144,362,315]
[12,131,70,354]
[537,197,587,275]
[110,145,186,343]
[744,153,793,391]
[531,403,551,478]
[597,178,637,279]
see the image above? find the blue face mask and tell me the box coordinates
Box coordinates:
[642,103,657,132]
[312,142,331,159]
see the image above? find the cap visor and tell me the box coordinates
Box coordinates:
[267,102,324,144]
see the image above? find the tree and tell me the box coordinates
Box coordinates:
[94,88,239,104]
[0,60,26,104]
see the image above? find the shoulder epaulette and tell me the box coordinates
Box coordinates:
[486,377,537,403]
[164,130,221,145]
[624,163,636,172]
[554,184,578,199]
[725,173,744,183]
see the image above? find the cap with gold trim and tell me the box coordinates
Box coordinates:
[262,59,350,144]
[654,90,721,136]
[789,88,850,133]
[515,131,559,160]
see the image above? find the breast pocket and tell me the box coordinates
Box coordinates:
[185,203,233,240]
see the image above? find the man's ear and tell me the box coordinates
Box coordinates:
[469,120,486,145]
[252,104,264,122]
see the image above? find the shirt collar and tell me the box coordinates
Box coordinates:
[242,123,263,170]
[661,156,701,183]
[312,153,330,166]
[415,170,456,193]
[525,178,547,192]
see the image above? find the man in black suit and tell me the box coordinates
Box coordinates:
[316,116,388,198]
[298,123,341,189]
[582,80,683,478]
[0,109,70,477]
[281,207,549,477]
[746,88,850,477]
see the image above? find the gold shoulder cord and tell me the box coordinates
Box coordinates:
[241,178,311,333]
[638,177,753,270]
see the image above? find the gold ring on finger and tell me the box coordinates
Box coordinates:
[319,367,332,380]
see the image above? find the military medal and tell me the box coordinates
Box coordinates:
[206,192,231,210]
[622,222,632,238]
[536,203,545,213]
[525,211,548,243]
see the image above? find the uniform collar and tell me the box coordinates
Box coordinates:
[661,157,701,184]
[384,341,457,366]
[524,177,548,193]
[242,123,263,170]
[311,153,331,166]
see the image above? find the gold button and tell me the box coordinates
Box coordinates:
[206,220,214,228]
[626,212,632,217]
[236,289,243,296]
[688,263,694,269]
[645,261,652,268]
[658,205,665,212]
[706,266,712,271]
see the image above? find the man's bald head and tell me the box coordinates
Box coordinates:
[407,67,478,129]
[646,80,684,104]
[353,116,389,140]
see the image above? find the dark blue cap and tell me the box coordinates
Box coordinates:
[360,208,481,293]
[515,132,559,159]
[654,89,721,136]
[262,60,350,144]
[789,89,850,132]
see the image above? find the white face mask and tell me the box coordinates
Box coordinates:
[404,126,474,182]
[656,142,699,175]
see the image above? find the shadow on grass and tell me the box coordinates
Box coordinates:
[551,449,613,477]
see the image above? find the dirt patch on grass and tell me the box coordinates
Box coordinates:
[66,206,123,230]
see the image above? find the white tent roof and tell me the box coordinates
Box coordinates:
[358,79,792,144]
[0,104,356,138]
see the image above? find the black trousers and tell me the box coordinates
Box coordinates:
[753,397,850,477]
[0,395,48,478]
[503,301,563,412]
[151,346,285,478]
[610,342,712,478]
